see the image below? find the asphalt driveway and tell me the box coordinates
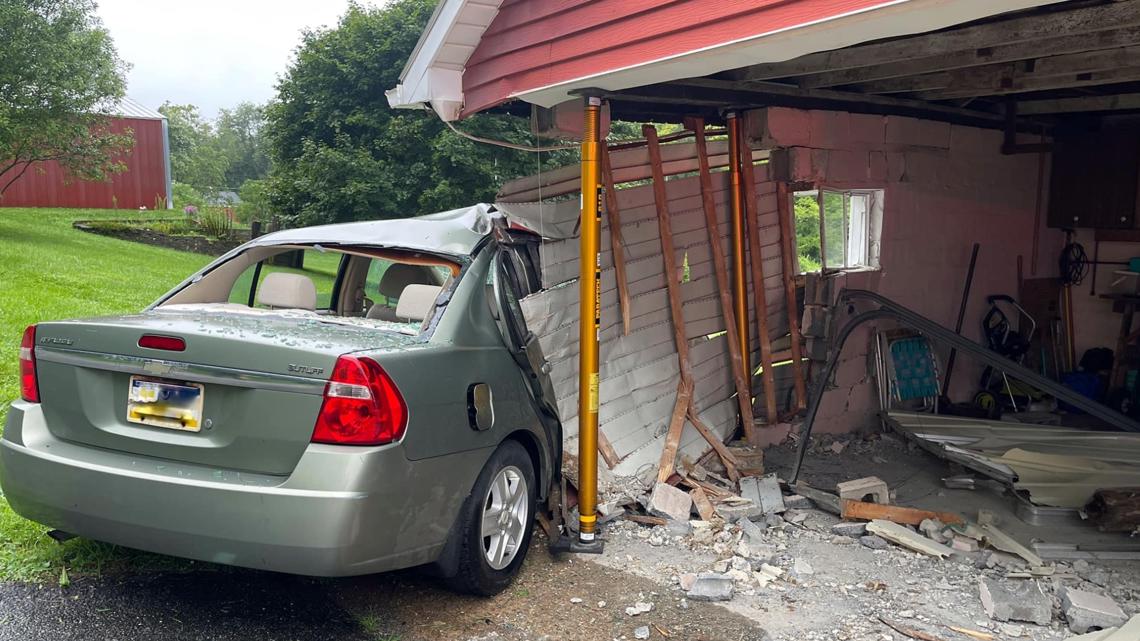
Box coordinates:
[0,539,767,641]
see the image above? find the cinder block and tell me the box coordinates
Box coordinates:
[836,476,890,504]
[1060,586,1128,634]
[979,577,1052,626]
[885,115,951,149]
[750,107,812,148]
[869,151,888,182]
[827,149,871,183]
[809,110,850,149]
[648,482,693,522]
[848,113,887,147]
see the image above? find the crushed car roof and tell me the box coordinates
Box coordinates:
[249,204,498,256]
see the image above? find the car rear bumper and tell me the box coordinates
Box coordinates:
[0,401,489,577]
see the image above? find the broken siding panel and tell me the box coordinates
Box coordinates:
[518,143,789,477]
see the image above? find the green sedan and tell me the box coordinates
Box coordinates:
[1,204,561,595]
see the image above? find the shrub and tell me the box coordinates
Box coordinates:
[235,179,271,223]
[172,182,205,209]
[197,208,233,239]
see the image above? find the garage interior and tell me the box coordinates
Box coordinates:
[392,0,1140,634]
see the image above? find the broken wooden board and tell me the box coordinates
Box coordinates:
[841,500,964,526]
[866,519,954,557]
[690,487,716,521]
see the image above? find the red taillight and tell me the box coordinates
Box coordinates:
[138,334,186,351]
[312,355,407,446]
[19,325,39,403]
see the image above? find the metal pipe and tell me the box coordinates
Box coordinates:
[941,242,980,398]
[727,112,750,380]
[577,96,603,543]
[791,288,1140,483]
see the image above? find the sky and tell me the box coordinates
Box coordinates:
[95,0,382,120]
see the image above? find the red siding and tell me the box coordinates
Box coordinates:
[0,117,168,210]
[462,0,896,116]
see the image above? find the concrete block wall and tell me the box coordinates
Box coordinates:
[750,106,1063,433]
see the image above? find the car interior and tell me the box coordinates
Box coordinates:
[157,244,460,329]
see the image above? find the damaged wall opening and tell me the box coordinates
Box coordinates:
[793,189,883,273]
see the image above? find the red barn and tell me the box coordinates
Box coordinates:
[0,98,171,210]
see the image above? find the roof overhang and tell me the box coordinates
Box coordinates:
[385,0,505,121]
[388,0,1065,121]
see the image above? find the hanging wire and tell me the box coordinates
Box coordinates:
[446,119,576,153]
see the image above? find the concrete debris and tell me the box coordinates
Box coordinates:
[714,500,762,523]
[837,476,891,505]
[832,521,867,538]
[678,573,697,591]
[783,509,809,525]
[1059,586,1128,634]
[919,518,949,544]
[739,474,786,514]
[754,563,783,587]
[978,577,1052,626]
[1062,615,1140,640]
[569,597,583,604]
[860,535,891,550]
[648,483,693,522]
[686,573,735,602]
[625,601,654,616]
[792,558,814,576]
[634,625,650,640]
[951,535,980,553]
[829,441,847,454]
[866,519,954,557]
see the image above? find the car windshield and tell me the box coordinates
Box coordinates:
[154,244,461,333]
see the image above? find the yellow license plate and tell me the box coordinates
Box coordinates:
[127,376,204,432]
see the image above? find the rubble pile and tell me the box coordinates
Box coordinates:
[594,437,1140,641]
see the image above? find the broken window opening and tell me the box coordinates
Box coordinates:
[793,189,883,273]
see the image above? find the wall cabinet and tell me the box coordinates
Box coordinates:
[1048,130,1140,230]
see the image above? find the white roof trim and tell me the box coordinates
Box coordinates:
[386,0,504,121]
[388,0,1064,121]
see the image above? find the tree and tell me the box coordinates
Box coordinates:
[159,102,229,196]
[265,0,573,226]
[0,0,131,197]
[216,102,270,188]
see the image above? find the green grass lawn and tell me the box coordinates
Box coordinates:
[0,207,215,581]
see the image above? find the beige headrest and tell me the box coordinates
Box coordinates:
[395,284,442,322]
[379,263,437,299]
[256,272,317,310]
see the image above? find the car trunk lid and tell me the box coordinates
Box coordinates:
[31,308,418,476]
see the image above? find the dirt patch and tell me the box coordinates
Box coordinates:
[73,219,249,256]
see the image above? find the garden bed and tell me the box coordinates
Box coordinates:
[74,218,252,256]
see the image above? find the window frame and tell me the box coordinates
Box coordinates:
[793,187,883,274]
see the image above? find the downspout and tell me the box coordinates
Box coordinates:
[577,96,603,545]
[727,112,751,385]
[161,118,173,209]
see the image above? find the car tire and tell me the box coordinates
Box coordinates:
[446,439,536,596]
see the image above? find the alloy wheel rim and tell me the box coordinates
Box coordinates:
[481,465,528,570]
